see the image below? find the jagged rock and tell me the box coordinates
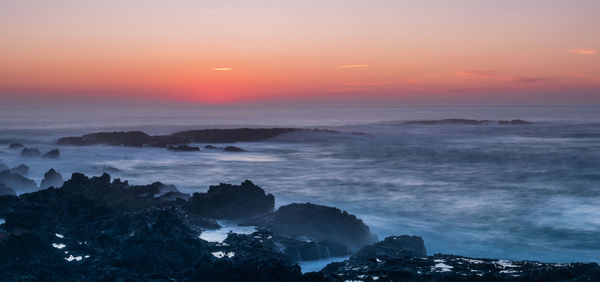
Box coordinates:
[167,145,200,152]
[0,170,37,192]
[9,164,29,176]
[20,148,41,158]
[184,180,275,220]
[42,149,60,159]
[0,184,16,196]
[257,203,378,252]
[223,146,246,152]
[8,143,25,149]
[39,169,63,189]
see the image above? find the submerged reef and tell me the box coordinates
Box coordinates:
[0,173,598,281]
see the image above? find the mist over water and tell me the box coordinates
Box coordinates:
[1,106,600,263]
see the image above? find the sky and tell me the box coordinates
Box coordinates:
[1,0,599,106]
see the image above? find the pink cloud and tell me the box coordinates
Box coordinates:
[570,49,597,55]
[345,81,391,86]
[338,64,369,69]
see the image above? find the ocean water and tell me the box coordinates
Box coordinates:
[1,105,600,264]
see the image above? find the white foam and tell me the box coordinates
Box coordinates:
[211,251,235,258]
[65,255,83,262]
[431,263,453,272]
[52,243,66,249]
[55,233,64,238]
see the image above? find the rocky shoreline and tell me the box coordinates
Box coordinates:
[1,172,598,281]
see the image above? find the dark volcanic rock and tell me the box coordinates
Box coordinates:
[258,203,378,252]
[0,170,37,192]
[9,164,29,176]
[20,148,41,158]
[0,183,16,196]
[167,145,200,152]
[40,169,64,189]
[223,146,246,152]
[42,149,60,159]
[184,180,275,220]
[9,143,25,149]
[349,235,426,265]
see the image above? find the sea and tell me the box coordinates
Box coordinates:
[1,105,599,268]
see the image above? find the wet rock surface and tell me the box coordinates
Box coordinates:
[223,146,246,152]
[0,173,598,281]
[8,143,25,149]
[167,144,200,151]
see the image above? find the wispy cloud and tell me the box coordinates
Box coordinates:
[213,67,232,71]
[338,64,368,69]
[345,81,391,86]
[508,76,551,83]
[457,70,498,78]
[570,48,597,55]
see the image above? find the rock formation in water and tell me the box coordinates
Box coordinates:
[42,149,60,159]
[167,145,200,152]
[20,148,41,158]
[39,169,64,189]
[1,173,598,281]
[184,180,275,220]
[9,164,29,176]
[9,143,25,149]
[223,146,246,152]
[56,128,327,147]
[0,170,37,192]
[405,119,533,125]
[255,202,378,252]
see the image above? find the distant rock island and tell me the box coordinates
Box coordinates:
[405,119,532,125]
[57,128,336,147]
[1,173,599,280]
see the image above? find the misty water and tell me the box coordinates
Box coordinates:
[1,106,599,264]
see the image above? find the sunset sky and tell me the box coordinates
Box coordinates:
[1,0,599,105]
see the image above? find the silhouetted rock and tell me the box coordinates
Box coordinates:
[0,184,16,196]
[499,119,533,125]
[349,235,426,265]
[167,145,200,152]
[0,170,37,192]
[8,143,25,149]
[223,146,246,152]
[42,149,60,159]
[257,203,378,252]
[184,180,275,220]
[57,131,155,147]
[204,145,219,149]
[56,128,317,147]
[39,169,63,189]
[20,148,41,158]
[172,128,300,143]
[9,164,29,176]
[406,119,492,125]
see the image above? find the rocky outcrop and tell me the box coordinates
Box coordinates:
[349,235,426,265]
[39,169,64,189]
[0,183,16,196]
[20,148,41,158]
[9,164,29,176]
[0,170,37,192]
[167,145,200,152]
[223,146,246,152]
[56,128,314,147]
[184,180,275,219]
[257,203,378,252]
[42,149,60,159]
[8,143,25,149]
[406,119,533,125]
